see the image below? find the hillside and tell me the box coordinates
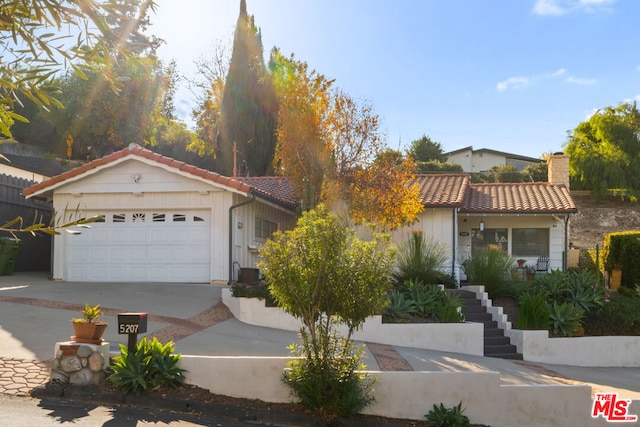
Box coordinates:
[570,194,640,249]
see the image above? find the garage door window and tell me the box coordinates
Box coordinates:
[153,213,165,222]
[113,214,125,223]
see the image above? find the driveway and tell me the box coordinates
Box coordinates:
[1,272,639,400]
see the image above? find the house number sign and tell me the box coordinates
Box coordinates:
[117,313,148,353]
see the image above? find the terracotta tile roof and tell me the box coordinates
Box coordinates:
[22,145,294,210]
[461,182,577,213]
[412,174,470,207]
[238,176,298,210]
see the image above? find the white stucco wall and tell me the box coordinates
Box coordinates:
[222,288,484,356]
[179,356,603,426]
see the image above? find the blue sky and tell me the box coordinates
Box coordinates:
[150,0,639,159]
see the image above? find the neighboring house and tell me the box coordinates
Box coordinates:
[445,146,543,173]
[23,145,575,284]
[0,143,66,182]
[23,144,297,283]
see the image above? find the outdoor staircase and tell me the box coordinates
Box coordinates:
[450,288,523,360]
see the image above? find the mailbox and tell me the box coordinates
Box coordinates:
[118,313,147,335]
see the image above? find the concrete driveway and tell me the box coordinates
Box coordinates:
[1,272,639,401]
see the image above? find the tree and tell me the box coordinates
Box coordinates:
[258,206,394,421]
[481,164,524,183]
[407,135,447,163]
[270,49,332,202]
[216,0,278,176]
[0,0,155,138]
[565,102,640,198]
[348,152,424,230]
[270,51,422,229]
[415,160,463,174]
[38,57,169,158]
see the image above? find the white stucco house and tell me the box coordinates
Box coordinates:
[24,145,575,284]
[446,146,543,173]
[23,144,297,283]
[365,153,575,280]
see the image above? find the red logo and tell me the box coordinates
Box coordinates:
[592,393,638,422]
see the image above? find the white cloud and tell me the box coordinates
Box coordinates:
[549,68,567,77]
[496,68,596,92]
[533,0,616,16]
[533,0,567,15]
[496,77,530,92]
[566,76,597,85]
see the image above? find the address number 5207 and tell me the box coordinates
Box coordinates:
[119,324,139,334]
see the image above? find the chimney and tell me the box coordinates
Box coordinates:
[548,152,570,189]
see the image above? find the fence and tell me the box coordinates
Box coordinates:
[0,174,52,272]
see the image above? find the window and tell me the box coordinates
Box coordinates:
[255,216,278,240]
[194,216,204,222]
[471,228,507,255]
[113,214,126,223]
[152,213,165,222]
[173,214,186,222]
[512,228,549,257]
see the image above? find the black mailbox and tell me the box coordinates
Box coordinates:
[118,313,147,335]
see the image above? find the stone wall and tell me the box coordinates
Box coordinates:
[51,341,110,386]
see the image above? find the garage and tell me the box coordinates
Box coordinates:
[22,144,298,283]
[65,210,211,282]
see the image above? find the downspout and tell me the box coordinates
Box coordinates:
[563,213,571,272]
[228,192,256,285]
[452,208,457,281]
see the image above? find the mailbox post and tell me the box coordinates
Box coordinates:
[117,313,147,353]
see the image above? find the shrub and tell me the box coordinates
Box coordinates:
[109,337,186,394]
[405,280,439,317]
[283,325,374,423]
[384,289,416,321]
[425,401,470,427]
[231,283,277,306]
[583,294,640,336]
[517,290,550,330]
[535,270,570,302]
[548,301,584,337]
[461,245,514,299]
[433,291,465,323]
[393,231,448,286]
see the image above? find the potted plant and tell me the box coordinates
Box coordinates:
[517,259,526,268]
[71,304,108,344]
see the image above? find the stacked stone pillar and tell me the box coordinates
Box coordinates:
[51,341,110,386]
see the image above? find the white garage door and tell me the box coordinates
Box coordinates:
[65,210,211,283]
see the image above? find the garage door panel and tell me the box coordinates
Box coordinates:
[65,210,211,283]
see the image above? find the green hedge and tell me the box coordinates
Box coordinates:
[602,231,640,288]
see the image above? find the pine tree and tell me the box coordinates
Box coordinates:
[218,0,278,176]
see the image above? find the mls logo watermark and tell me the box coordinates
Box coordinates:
[591,393,638,422]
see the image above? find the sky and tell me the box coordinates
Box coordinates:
[149,0,640,159]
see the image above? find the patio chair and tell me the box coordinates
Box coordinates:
[535,256,549,276]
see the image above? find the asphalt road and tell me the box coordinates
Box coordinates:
[0,394,272,427]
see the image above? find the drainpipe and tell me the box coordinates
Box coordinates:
[228,192,256,284]
[563,214,571,272]
[452,208,457,282]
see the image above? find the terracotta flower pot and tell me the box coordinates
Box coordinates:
[72,322,108,344]
[59,344,80,356]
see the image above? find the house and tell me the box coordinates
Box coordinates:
[23,144,297,283]
[445,146,543,173]
[369,154,575,280]
[23,145,575,284]
[0,143,66,182]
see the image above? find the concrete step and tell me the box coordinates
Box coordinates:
[485,344,519,355]
[484,328,505,338]
[485,336,511,346]
[464,312,493,322]
[461,305,486,314]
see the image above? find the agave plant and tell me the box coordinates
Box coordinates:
[393,232,448,286]
[548,301,584,337]
[383,290,416,321]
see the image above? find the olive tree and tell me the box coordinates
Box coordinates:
[258,205,394,420]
